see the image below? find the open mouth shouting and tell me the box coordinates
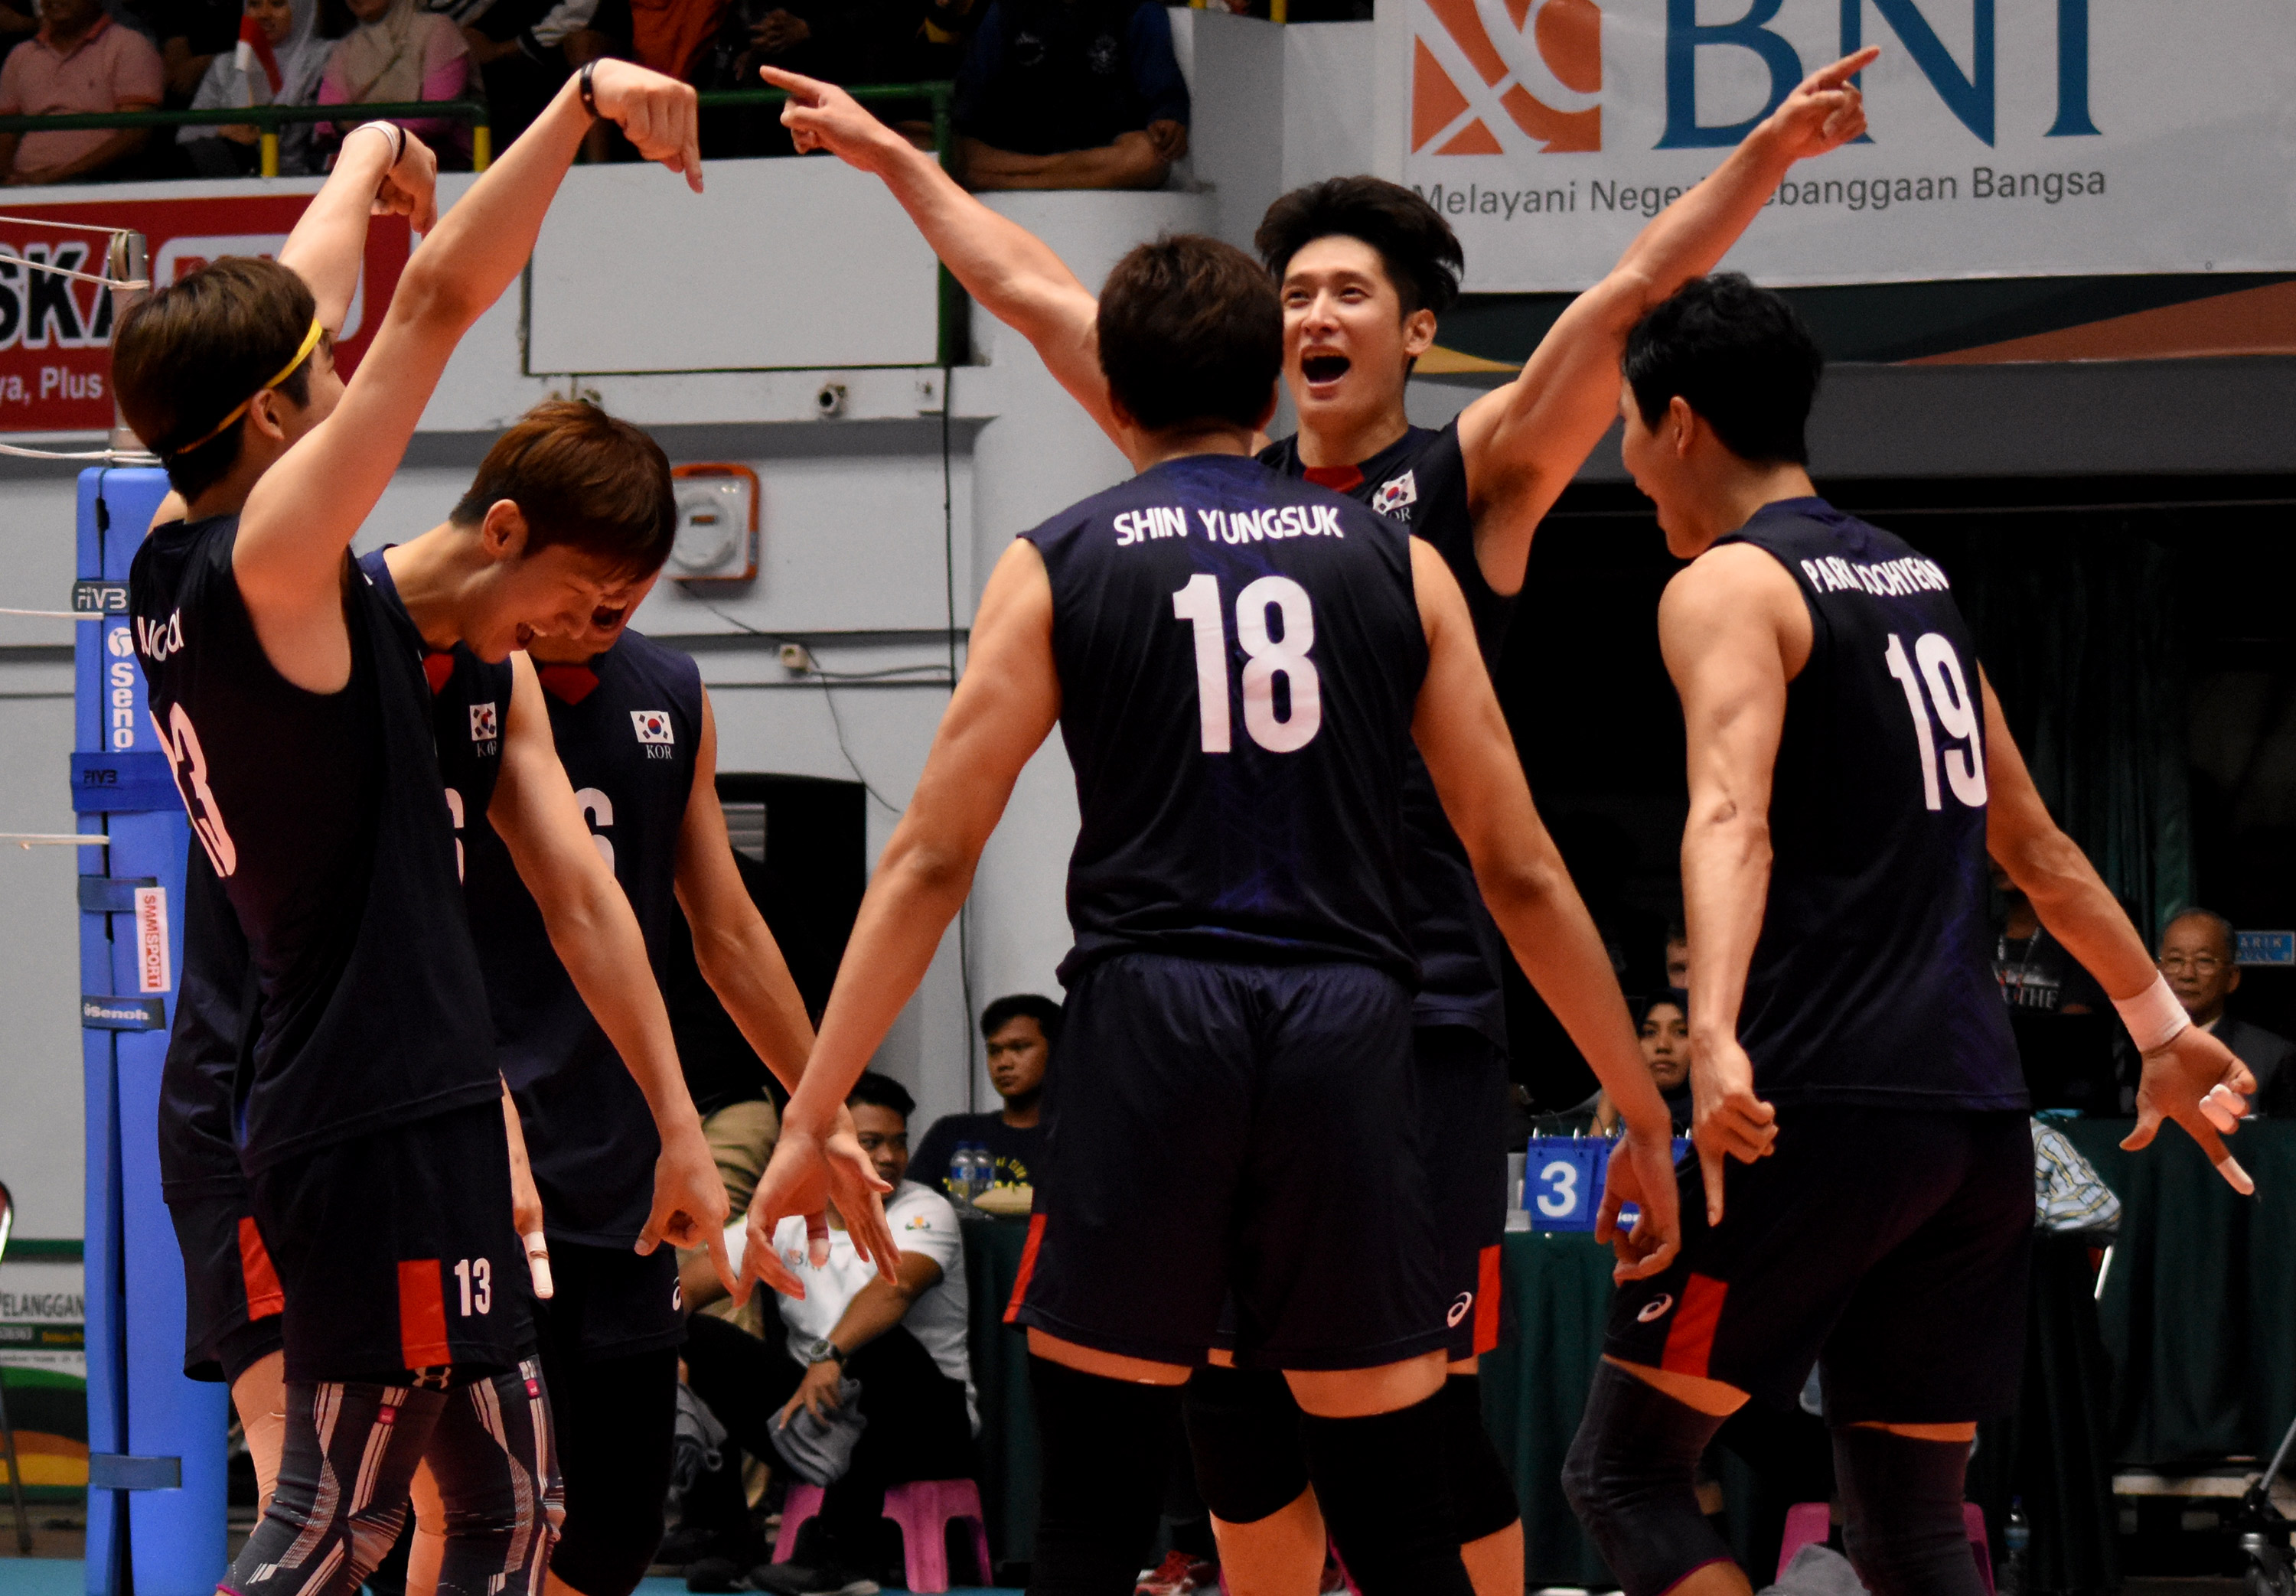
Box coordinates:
[1300,351,1352,390]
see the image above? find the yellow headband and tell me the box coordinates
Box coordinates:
[167,316,325,458]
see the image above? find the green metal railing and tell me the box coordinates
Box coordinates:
[0,99,493,174]
[0,80,956,181]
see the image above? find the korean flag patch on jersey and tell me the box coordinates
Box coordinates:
[468,702,497,742]
[631,710,675,745]
[1371,470,1418,518]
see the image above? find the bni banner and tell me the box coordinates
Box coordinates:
[1385,0,2296,292]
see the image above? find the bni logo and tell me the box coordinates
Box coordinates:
[1413,0,1600,155]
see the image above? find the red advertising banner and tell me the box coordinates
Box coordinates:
[0,191,408,433]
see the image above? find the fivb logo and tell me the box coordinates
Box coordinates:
[1413,0,1600,155]
[1413,0,2102,156]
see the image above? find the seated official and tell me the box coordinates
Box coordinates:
[949,0,1187,191]
[908,992,1057,1201]
[0,0,161,185]
[2161,907,2294,1114]
[683,1073,977,1596]
[1587,989,1694,1135]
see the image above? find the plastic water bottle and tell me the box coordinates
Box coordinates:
[2003,1499,2030,1596]
[952,1145,984,1210]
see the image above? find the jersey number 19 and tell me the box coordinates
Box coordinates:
[1883,632,1987,811]
[1172,574,1322,754]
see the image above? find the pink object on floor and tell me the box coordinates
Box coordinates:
[1774,1500,1994,1594]
[882,1477,994,1593]
[771,1478,991,1592]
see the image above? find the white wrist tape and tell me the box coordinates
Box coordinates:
[2115,972,2191,1054]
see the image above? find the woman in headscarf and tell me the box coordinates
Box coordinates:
[316,0,471,158]
[178,0,334,174]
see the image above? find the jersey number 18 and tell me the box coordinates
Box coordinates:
[1172,574,1322,754]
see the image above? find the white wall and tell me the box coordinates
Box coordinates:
[0,13,1391,1227]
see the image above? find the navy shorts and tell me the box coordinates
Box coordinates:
[1606,1106,2033,1425]
[1009,953,1448,1371]
[534,1239,683,1363]
[170,1188,286,1385]
[247,1099,533,1383]
[1417,1025,1511,1362]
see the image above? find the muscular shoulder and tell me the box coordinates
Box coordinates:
[1659,542,1812,673]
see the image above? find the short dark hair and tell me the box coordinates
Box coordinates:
[1254,177,1464,319]
[846,1072,915,1120]
[980,993,1063,1047]
[114,256,323,500]
[2164,907,2237,961]
[450,400,677,581]
[1097,234,1280,433]
[1623,273,1823,466]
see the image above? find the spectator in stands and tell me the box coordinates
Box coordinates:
[1663,922,1688,989]
[317,0,471,158]
[1591,989,1693,1134]
[949,0,1186,191]
[683,1074,978,1596]
[432,0,584,151]
[0,0,162,184]
[617,0,717,83]
[2161,907,2294,1114]
[178,0,330,174]
[1993,860,2102,1014]
[908,992,1058,1200]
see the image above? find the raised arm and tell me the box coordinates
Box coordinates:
[1453,49,1875,592]
[1407,538,1677,1280]
[737,538,1062,1300]
[1654,544,1808,1223]
[278,123,442,334]
[767,67,1119,444]
[234,61,701,689]
[1981,672,2254,1189]
[487,653,735,1286]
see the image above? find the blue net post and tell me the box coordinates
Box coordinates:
[74,464,230,1596]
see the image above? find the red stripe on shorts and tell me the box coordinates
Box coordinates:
[397,1259,452,1369]
[1003,1214,1047,1325]
[237,1217,285,1320]
[1660,1273,1728,1379]
[1473,1244,1503,1355]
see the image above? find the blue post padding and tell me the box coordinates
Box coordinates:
[77,466,226,1596]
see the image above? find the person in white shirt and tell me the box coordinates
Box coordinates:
[683,1073,978,1596]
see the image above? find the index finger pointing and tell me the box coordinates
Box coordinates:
[2174,1108,2256,1195]
[703,1218,737,1296]
[1700,1143,1727,1228]
[1808,46,1880,90]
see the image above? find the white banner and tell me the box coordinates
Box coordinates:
[1387,0,2296,291]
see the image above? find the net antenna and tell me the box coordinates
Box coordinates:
[0,220,155,464]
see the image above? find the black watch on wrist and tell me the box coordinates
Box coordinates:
[804,1338,846,1368]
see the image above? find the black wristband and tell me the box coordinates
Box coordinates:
[390,122,407,168]
[579,58,599,119]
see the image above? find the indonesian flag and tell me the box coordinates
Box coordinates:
[235,11,282,100]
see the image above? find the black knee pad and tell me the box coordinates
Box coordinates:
[1559,1361,1732,1596]
[425,1361,564,1596]
[1437,1375,1521,1545]
[548,1348,677,1596]
[1299,1392,1473,1596]
[550,1487,664,1596]
[1180,1366,1310,1526]
[1028,1356,1181,1596]
[1832,1427,1985,1596]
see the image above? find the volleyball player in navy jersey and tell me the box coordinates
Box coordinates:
[152,122,445,1520]
[764,54,1872,1596]
[118,61,733,1596]
[734,236,1678,1596]
[1563,275,2256,1596]
[416,604,889,1596]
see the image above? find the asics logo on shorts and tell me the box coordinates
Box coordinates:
[1637,1294,1675,1324]
[1446,1291,1473,1327]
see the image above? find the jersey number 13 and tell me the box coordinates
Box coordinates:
[1172,573,1322,754]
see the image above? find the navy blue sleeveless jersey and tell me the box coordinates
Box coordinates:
[155,556,511,1200]
[461,630,703,1247]
[129,516,502,1173]
[1261,422,1515,1044]
[1716,499,2024,1110]
[1023,453,1427,985]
